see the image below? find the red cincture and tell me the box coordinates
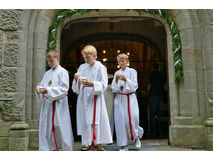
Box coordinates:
[91,95,97,147]
[118,92,135,141]
[52,100,59,151]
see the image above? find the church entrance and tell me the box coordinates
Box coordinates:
[60,17,169,141]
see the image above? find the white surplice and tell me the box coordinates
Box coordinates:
[111,67,144,147]
[36,65,74,151]
[72,61,113,146]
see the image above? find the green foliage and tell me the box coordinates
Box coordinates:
[47,9,94,50]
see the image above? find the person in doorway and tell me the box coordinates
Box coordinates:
[35,50,74,151]
[111,53,144,151]
[72,45,113,151]
[148,63,166,136]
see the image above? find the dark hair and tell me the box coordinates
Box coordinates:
[152,63,159,70]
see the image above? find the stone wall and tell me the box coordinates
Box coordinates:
[0,9,30,150]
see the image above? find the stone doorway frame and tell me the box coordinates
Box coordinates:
[29,9,210,150]
[54,9,177,142]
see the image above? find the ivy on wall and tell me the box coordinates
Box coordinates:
[48,9,184,82]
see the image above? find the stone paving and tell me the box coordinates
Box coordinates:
[73,139,204,151]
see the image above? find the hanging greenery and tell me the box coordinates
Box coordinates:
[48,9,184,82]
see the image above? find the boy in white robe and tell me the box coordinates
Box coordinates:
[72,45,113,151]
[111,53,144,151]
[36,50,74,151]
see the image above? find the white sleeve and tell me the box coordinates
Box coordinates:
[72,78,79,94]
[125,69,138,92]
[111,72,120,93]
[46,70,69,101]
[72,64,83,94]
[35,73,46,103]
[93,66,108,95]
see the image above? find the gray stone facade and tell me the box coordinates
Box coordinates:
[0,9,213,150]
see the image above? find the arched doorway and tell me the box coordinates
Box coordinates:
[60,16,169,141]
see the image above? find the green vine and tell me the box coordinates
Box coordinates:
[48,9,184,82]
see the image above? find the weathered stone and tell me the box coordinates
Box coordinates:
[181,48,197,71]
[180,28,202,48]
[2,99,25,121]
[206,127,213,134]
[0,68,17,92]
[7,31,24,42]
[0,92,25,121]
[10,122,29,130]
[174,116,205,126]
[28,129,39,150]
[4,42,18,67]
[0,122,11,136]
[9,137,29,151]
[205,134,213,150]
[201,27,212,48]
[0,10,20,31]
[205,118,213,150]
[0,137,9,151]
[207,10,213,24]
[9,122,29,151]
[207,92,213,112]
[205,71,213,92]
[205,118,213,127]
[179,90,199,116]
[170,125,205,148]
[179,70,197,91]
[27,119,39,129]
[174,10,195,30]
[34,33,49,49]
[0,50,2,67]
[33,49,46,69]
[203,48,213,71]
[0,30,3,49]
[168,9,186,19]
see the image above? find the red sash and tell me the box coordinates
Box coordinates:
[84,85,97,147]
[118,92,135,141]
[52,100,59,151]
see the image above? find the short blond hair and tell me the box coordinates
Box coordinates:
[81,45,97,57]
[117,53,129,61]
[46,50,59,59]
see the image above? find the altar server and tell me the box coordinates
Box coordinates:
[111,53,144,151]
[36,50,74,151]
[72,45,113,151]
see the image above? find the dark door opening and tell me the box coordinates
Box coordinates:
[60,17,169,141]
[62,37,169,141]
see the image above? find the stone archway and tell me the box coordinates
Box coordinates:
[60,16,168,140]
[31,9,211,149]
[22,9,207,149]
[1,9,212,150]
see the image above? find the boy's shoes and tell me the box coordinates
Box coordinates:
[119,146,128,151]
[97,147,105,151]
[135,137,141,150]
[81,145,90,151]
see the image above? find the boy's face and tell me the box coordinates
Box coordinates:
[47,57,59,69]
[118,58,128,69]
[82,54,96,65]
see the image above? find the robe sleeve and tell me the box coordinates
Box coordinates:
[111,72,120,93]
[72,64,83,94]
[93,66,108,95]
[35,73,46,103]
[125,69,138,92]
[72,78,79,94]
[46,69,69,102]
